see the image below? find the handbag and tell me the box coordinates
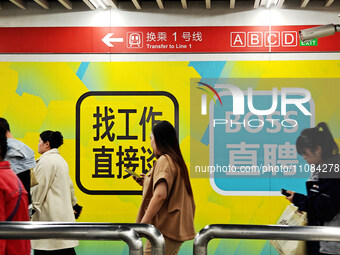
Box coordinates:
[270,204,307,255]
[30,168,39,187]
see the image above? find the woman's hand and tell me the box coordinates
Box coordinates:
[133,173,145,186]
[285,190,295,203]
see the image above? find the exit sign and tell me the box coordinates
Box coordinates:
[300,39,318,46]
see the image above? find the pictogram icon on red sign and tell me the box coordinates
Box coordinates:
[127,32,143,48]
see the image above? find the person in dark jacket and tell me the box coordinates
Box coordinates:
[286,122,340,255]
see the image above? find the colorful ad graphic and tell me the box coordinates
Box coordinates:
[0,60,339,255]
[190,78,331,196]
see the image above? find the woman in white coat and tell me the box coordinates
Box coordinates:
[31,130,79,255]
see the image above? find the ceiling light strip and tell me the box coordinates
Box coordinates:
[325,0,334,7]
[301,0,310,8]
[277,0,284,8]
[9,0,26,9]
[58,0,72,9]
[131,0,141,9]
[82,0,96,9]
[156,0,164,9]
[102,0,118,8]
[181,0,187,9]
[205,0,211,9]
[34,0,49,9]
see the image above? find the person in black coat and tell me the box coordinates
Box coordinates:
[286,122,340,255]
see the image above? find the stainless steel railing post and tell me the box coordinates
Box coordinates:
[194,224,340,255]
[0,222,165,255]
[117,223,165,255]
[0,223,143,255]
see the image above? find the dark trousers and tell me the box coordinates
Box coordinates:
[34,248,76,255]
[17,169,31,204]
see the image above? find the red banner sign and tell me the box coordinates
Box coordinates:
[0,26,339,53]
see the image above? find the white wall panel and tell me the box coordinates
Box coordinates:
[0,1,339,27]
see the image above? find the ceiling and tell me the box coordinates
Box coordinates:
[0,0,338,12]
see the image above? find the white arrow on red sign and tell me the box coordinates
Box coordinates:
[102,33,124,47]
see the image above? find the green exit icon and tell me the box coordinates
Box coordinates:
[300,39,318,46]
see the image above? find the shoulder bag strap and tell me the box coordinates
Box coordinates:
[6,177,23,221]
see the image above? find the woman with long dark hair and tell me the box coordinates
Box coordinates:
[135,121,195,255]
[286,122,340,255]
[31,131,79,255]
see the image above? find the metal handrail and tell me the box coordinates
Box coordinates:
[0,222,165,255]
[194,224,340,255]
[0,222,143,255]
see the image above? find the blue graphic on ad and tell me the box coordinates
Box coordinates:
[210,92,314,195]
